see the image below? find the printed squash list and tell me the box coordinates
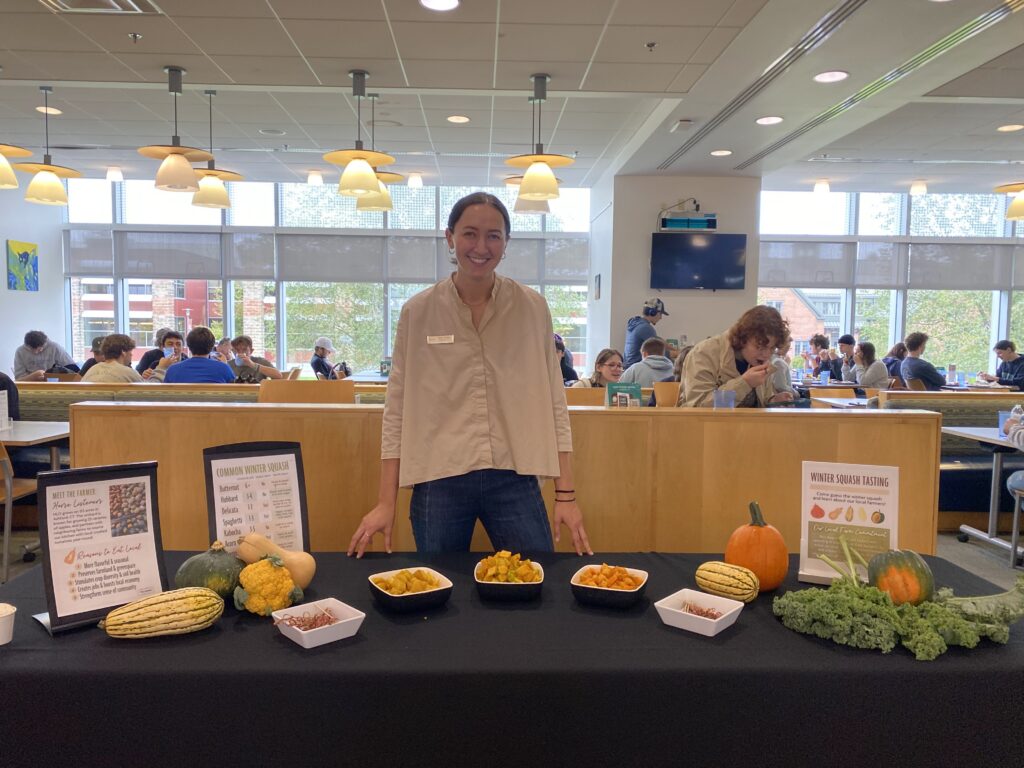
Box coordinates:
[45,477,163,618]
[209,453,303,552]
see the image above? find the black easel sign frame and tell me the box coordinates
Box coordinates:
[203,441,310,553]
[36,462,168,633]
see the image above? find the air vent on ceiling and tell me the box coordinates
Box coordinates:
[39,0,162,13]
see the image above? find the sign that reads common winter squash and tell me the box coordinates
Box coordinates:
[799,461,899,585]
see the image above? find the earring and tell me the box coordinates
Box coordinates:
[448,247,455,255]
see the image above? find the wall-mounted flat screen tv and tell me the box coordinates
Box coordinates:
[650,232,747,290]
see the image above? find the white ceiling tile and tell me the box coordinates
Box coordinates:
[279,19,394,59]
[497,24,603,63]
[269,0,388,21]
[390,22,495,61]
[205,55,320,86]
[170,17,299,57]
[718,0,770,28]
[158,0,276,18]
[610,0,729,27]
[666,63,707,92]
[403,59,495,89]
[582,62,681,91]
[494,61,590,90]
[110,52,233,83]
[689,26,739,65]
[59,15,202,56]
[305,58,407,87]
[0,13,99,53]
[595,26,710,65]
[499,0,615,25]
[8,51,143,82]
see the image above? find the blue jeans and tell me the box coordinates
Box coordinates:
[410,469,554,553]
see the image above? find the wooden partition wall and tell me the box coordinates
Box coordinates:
[877,389,1024,407]
[69,402,942,554]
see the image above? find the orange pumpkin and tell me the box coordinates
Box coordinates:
[724,501,789,592]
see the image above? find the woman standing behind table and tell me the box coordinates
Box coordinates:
[844,342,888,389]
[348,193,591,557]
[569,348,623,388]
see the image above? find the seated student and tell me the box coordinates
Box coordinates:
[213,337,233,364]
[836,334,858,382]
[310,336,351,379]
[163,326,236,384]
[554,335,578,385]
[809,333,841,381]
[228,335,282,383]
[900,332,945,391]
[978,339,1024,389]
[844,341,888,389]
[647,344,692,406]
[13,330,80,381]
[136,327,174,373]
[620,337,673,388]
[82,334,144,383]
[681,306,795,408]
[882,342,908,379]
[0,372,19,420]
[770,336,799,396]
[78,336,105,378]
[570,348,623,388]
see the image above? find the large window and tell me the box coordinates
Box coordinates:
[64,183,590,368]
[69,277,114,360]
[854,289,895,351]
[756,287,842,351]
[909,194,1007,237]
[904,290,994,374]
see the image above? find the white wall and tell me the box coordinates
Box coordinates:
[598,174,762,360]
[0,192,65,377]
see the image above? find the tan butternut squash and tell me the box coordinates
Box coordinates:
[235,533,316,589]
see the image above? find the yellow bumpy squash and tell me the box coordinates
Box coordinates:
[99,587,224,638]
[695,561,760,603]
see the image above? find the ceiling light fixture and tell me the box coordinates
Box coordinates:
[368,94,402,192]
[0,143,32,190]
[514,196,549,215]
[356,179,393,212]
[307,170,324,186]
[813,178,830,194]
[138,67,212,192]
[997,124,1024,133]
[909,179,927,195]
[813,70,849,83]
[13,86,80,205]
[407,172,423,188]
[106,166,123,182]
[420,0,459,10]
[709,149,732,157]
[324,70,395,197]
[259,128,287,136]
[36,105,62,115]
[506,73,574,200]
[995,183,1024,220]
[755,116,783,125]
[446,115,470,124]
[192,90,243,209]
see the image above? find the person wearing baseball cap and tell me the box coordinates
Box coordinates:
[311,336,341,379]
[624,297,669,368]
[836,333,857,382]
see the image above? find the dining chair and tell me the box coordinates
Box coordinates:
[0,440,38,583]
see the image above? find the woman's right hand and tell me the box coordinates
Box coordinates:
[741,363,772,389]
[347,503,395,558]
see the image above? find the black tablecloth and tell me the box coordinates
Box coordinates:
[1,552,1022,767]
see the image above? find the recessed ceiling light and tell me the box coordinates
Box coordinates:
[813,70,849,83]
[756,116,783,125]
[997,124,1024,133]
[709,149,732,157]
[259,128,287,136]
[420,0,459,9]
[36,105,62,115]
[447,115,470,124]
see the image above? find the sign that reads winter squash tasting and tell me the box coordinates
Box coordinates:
[203,441,310,555]
[799,461,899,585]
[36,462,168,633]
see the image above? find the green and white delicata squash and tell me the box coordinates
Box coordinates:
[99,587,224,639]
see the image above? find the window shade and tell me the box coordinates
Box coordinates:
[500,239,542,282]
[544,238,589,280]
[908,243,1012,289]
[223,232,275,279]
[277,234,384,281]
[758,241,855,286]
[115,231,221,278]
[64,229,113,275]
[855,241,907,288]
[387,236,439,281]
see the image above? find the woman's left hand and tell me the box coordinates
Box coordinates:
[767,391,795,404]
[553,500,592,555]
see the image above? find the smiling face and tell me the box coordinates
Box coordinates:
[598,354,624,383]
[446,203,508,282]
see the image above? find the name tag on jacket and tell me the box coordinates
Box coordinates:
[427,335,455,344]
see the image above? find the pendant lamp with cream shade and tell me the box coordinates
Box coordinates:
[13,86,81,205]
[505,74,574,200]
[192,90,243,209]
[138,66,212,192]
[324,70,395,196]
[0,143,32,189]
[514,196,549,215]
[996,182,1024,220]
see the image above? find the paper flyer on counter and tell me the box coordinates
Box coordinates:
[203,442,310,553]
[36,462,168,633]
[799,461,899,584]
[0,391,9,430]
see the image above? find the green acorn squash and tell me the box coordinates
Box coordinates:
[867,549,934,606]
[174,541,244,600]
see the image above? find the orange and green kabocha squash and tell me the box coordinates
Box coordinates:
[174,540,244,600]
[724,501,789,592]
[867,549,934,606]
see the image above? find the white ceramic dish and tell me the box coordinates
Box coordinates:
[654,588,743,637]
[474,561,544,601]
[272,598,365,649]
[368,567,454,612]
[569,565,648,608]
